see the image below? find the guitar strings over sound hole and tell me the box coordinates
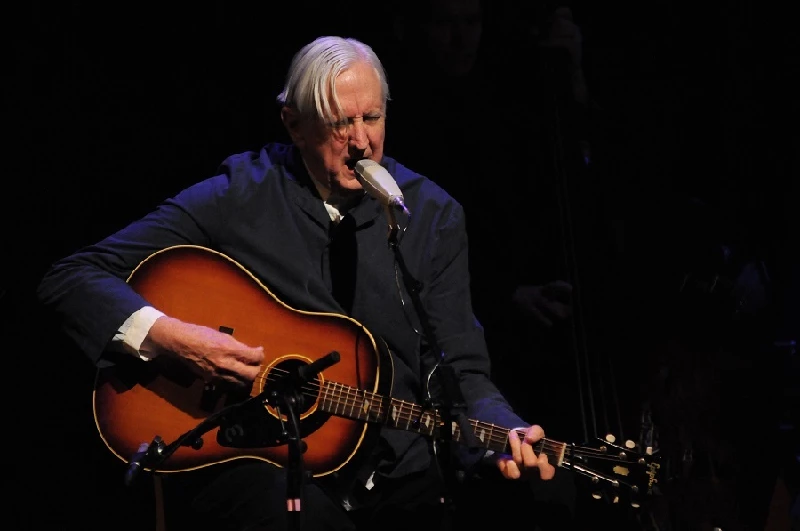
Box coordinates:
[266,357,321,417]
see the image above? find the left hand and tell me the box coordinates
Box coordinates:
[496,425,557,480]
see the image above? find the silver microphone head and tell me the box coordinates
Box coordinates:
[353,159,405,210]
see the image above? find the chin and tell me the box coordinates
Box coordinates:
[340,169,364,187]
[330,173,363,193]
[339,179,364,192]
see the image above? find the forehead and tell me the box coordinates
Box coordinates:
[334,61,383,114]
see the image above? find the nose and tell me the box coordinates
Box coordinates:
[349,118,369,150]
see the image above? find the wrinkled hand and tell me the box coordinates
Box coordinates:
[145,316,264,385]
[497,425,556,480]
[512,280,573,328]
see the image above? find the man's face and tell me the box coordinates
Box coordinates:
[284,60,386,197]
[421,0,484,77]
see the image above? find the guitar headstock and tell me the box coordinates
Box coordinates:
[563,433,662,508]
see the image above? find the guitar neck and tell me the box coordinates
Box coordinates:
[319,381,567,465]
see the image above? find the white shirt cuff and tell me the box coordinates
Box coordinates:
[112,306,166,360]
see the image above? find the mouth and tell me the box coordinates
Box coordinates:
[345,157,367,171]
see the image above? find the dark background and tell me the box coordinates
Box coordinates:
[4,1,798,529]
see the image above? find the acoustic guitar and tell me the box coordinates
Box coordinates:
[93,245,660,504]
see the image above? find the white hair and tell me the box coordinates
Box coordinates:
[276,36,390,124]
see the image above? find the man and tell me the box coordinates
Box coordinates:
[37,36,554,531]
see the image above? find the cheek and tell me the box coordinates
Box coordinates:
[313,131,341,151]
[369,127,386,149]
[315,138,348,171]
[326,138,349,159]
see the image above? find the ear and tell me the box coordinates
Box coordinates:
[281,106,306,148]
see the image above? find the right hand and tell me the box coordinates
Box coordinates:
[512,280,573,328]
[144,316,264,386]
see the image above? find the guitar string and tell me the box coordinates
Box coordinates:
[240,366,635,458]
[248,369,564,451]
[259,384,624,461]
[250,367,568,453]
[251,366,629,458]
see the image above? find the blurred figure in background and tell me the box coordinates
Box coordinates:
[376,1,610,529]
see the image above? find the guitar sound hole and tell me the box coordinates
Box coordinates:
[268,358,320,416]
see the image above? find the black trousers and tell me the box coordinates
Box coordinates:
[161,460,447,531]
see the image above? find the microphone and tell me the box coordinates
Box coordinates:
[353,159,410,216]
[124,436,163,487]
[297,350,340,382]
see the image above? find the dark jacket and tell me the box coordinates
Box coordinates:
[37,143,525,480]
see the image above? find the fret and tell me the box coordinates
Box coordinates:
[407,406,417,433]
[347,383,357,419]
[536,439,545,455]
[474,420,488,447]
[477,421,498,449]
[316,383,567,464]
[403,402,416,432]
[375,391,385,422]
[332,382,342,416]
[325,382,335,415]
[389,399,400,428]
[380,394,389,423]
[328,382,338,412]
[368,390,379,422]
[330,381,339,414]
[487,423,498,449]
[408,404,419,432]
[363,390,374,422]
[475,421,485,447]
[321,380,332,413]
[343,384,356,420]
[356,388,368,421]
[371,393,384,423]
[411,402,420,431]
[417,410,436,436]
[402,400,414,431]
[406,405,429,435]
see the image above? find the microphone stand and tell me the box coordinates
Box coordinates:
[272,350,340,531]
[384,206,481,516]
[124,351,340,531]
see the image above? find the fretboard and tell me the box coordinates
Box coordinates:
[319,381,567,465]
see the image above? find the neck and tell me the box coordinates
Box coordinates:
[299,157,330,201]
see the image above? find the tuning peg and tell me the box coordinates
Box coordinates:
[591,491,620,504]
[605,433,616,443]
[630,486,641,509]
[625,439,636,449]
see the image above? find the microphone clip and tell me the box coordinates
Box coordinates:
[124,435,165,487]
[389,196,411,218]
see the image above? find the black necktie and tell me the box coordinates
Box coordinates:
[329,214,357,314]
